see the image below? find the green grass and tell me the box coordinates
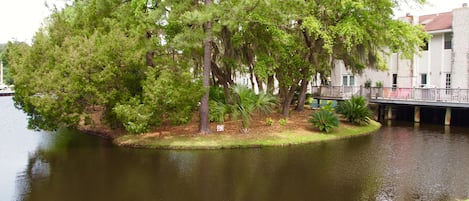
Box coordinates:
[114,121,382,149]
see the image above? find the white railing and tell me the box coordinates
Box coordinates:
[312,86,469,103]
[312,86,374,99]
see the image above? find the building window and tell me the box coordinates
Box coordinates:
[342,75,355,86]
[421,39,429,51]
[444,32,453,49]
[446,73,451,94]
[420,73,427,87]
[445,73,451,88]
[392,74,397,88]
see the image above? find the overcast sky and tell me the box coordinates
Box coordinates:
[395,0,469,16]
[0,0,67,44]
[0,0,467,44]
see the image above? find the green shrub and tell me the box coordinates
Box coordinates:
[308,109,339,133]
[336,96,373,125]
[305,97,315,105]
[265,117,274,126]
[279,118,288,126]
[209,100,229,124]
[143,68,204,126]
[209,86,226,103]
[113,98,153,134]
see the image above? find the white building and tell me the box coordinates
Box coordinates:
[331,4,469,89]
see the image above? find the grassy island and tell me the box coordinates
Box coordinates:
[113,112,381,150]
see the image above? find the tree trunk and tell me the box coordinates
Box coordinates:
[281,87,296,117]
[255,74,264,93]
[146,51,155,67]
[248,64,256,91]
[243,44,258,93]
[211,61,234,104]
[267,75,275,94]
[199,0,212,134]
[222,82,233,104]
[278,86,286,102]
[295,79,309,112]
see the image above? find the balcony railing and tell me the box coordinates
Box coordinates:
[312,86,469,103]
[312,86,370,99]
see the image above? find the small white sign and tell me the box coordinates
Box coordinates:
[216,125,224,132]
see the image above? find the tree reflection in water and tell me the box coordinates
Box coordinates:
[12,123,469,201]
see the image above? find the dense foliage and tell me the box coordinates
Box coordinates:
[309,109,339,133]
[0,43,13,84]
[6,0,203,132]
[336,96,373,125]
[209,85,277,133]
[6,0,427,134]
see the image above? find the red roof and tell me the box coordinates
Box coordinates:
[418,12,452,31]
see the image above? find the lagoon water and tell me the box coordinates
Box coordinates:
[2,96,469,201]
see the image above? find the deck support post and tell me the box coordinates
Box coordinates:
[445,107,451,126]
[414,122,420,129]
[444,126,451,134]
[386,105,393,120]
[414,106,420,123]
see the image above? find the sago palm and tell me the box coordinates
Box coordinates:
[230,85,277,133]
[336,96,373,125]
[309,109,339,133]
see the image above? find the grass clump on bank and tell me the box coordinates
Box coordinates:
[114,120,381,149]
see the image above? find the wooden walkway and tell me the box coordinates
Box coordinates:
[312,86,469,107]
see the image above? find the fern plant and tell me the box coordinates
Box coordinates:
[209,100,229,124]
[336,96,373,125]
[309,109,339,133]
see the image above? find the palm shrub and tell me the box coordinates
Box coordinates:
[230,85,277,133]
[336,96,373,125]
[308,109,339,133]
[321,101,335,112]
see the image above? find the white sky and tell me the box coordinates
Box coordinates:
[395,0,469,16]
[0,0,66,44]
[0,0,468,44]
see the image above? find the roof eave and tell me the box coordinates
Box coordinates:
[427,28,452,34]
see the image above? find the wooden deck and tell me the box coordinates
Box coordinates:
[312,86,469,107]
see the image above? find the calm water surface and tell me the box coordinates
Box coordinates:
[2,96,469,201]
